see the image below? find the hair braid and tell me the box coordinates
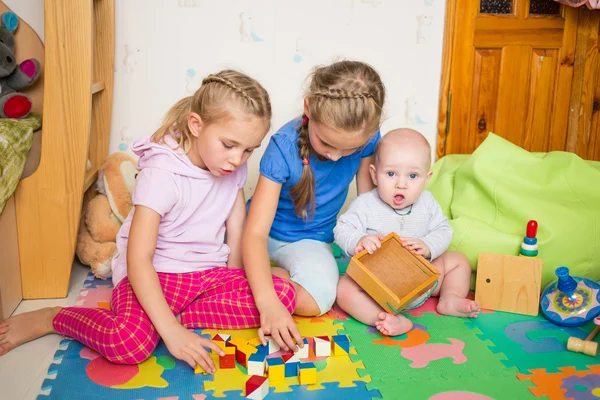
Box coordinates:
[289,119,315,219]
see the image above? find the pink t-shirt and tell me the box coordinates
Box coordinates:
[111,136,247,286]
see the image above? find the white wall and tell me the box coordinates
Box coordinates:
[3,0,44,41]
[13,0,447,206]
[111,0,447,204]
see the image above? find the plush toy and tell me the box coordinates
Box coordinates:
[0,11,41,119]
[76,153,137,279]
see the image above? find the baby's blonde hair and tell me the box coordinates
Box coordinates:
[291,60,386,219]
[152,70,272,150]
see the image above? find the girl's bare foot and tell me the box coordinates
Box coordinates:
[374,312,413,336]
[437,295,480,318]
[0,307,61,355]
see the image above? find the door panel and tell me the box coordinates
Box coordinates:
[437,0,579,158]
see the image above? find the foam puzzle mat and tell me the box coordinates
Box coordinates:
[38,267,600,399]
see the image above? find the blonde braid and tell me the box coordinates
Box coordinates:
[311,89,374,100]
[201,74,258,106]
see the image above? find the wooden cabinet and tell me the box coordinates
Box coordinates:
[15,0,114,299]
[437,0,600,161]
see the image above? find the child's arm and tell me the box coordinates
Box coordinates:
[421,193,453,260]
[334,195,375,255]
[225,189,246,269]
[356,156,375,194]
[127,205,224,371]
[242,175,303,352]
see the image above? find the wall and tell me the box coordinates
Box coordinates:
[4,0,43,41]
[110,0,447,203]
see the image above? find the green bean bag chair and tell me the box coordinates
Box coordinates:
[426,133,600,289]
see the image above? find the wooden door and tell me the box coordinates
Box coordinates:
[437,0,579,158]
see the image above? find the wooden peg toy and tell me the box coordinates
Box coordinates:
[567,325,600,356]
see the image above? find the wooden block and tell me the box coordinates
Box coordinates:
[332,335,350,356]
[314,336,331,357]
[264,336,280,354]
[213,333,231,343]
[247,352,267,376]
[248,337,262,347]
[346,232,440,314]
[294,338,309,359]
[475,253,542,316]
[237,344,258,368]
[266,357,285,381]
[298,362,317,385]
[219,346,236,369]
[284,360,299,377]
[246,375,269,399]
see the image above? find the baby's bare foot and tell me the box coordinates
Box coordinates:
[0,307,61,355]
[374,312,413,336]
[437,295,480,318]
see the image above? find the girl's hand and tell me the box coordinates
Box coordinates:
[355,233,385,254]
[400,237,431,259]
[162,323,225,372]
[258,301,303,352]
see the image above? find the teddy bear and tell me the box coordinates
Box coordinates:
[0,11,41,119]
[76,152,137,279]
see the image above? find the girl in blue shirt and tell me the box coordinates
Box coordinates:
[243,60,385,351]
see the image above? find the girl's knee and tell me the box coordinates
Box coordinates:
[106,334,159,364]
[273,276,297,313]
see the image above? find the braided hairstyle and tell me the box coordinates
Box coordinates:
[290,61,385,219]
[152,70,272,151]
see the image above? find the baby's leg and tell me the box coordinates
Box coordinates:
[0,307,61,355]
[270,238,339,317]
[432,251,480,318]
[337,275,413,336]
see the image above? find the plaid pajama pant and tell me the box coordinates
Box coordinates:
[52,267,295,364]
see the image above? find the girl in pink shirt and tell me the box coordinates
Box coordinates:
[0,70,296,374]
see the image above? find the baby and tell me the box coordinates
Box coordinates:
[334,128,480,336]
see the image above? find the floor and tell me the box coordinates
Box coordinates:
[0,261,88,400]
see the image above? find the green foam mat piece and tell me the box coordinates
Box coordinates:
[343,313,535,399]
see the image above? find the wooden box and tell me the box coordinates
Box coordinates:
[475,252,542,316]
[346,233,440,314]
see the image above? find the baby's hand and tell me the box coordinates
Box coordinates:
[354,234,385,255]
[400,237,431,259]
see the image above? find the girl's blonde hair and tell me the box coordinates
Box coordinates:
[152,70,272,150]
[290,60,385,219]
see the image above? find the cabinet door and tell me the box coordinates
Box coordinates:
[437,0,578,158]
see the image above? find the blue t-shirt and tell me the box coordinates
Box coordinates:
[257,118,380,243]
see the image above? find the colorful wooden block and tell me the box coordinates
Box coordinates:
[255,344,269,357]
[248,337,262,347]
[294,338,309,359]
[314,336,331,357]
[346,232,440,314]
[228,337,249,349]
[264,336,280,354]
[213,333,231,343]
[298,362,316,385]
[266,357,285,381]
[332,335,350,356]
[237,344,258,368]
[247,352,267,376]
[281,353,300,377]
[246,375,269,400]
[219,346,236,369]
[475,252,542,316]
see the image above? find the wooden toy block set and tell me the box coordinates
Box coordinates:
[195,333,351,399]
